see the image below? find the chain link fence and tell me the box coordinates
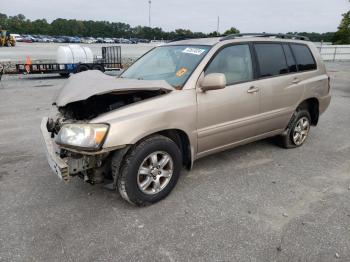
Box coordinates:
[317,44,350,61]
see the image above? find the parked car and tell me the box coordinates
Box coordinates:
[150,39,166,45]
[10,34,22,42]
[81,37,96,44]
[32,35,41,42]
[96,37,104,43]
[55,37,65,43]
[120,38,132,44]
[42,34,331,206]
[21,34,36,43]
[21,37,33,43]
[103,38,114,43]
[129,38,139,44]
[138,38,151,43]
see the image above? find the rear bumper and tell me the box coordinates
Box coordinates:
[41,117,70,181]
[319,94,331,115]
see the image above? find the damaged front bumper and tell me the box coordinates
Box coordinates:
[41,117,105,181]
[41,117,125,183]
[41,117,70,180]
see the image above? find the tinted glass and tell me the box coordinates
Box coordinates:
[205,45,253,85]
[255,43,288,77]
[290,44,317,71]
[282,44,297,73]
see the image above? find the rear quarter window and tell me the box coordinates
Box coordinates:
[254,43,289,78]
[282,44,297,73]
[290,44,317,71]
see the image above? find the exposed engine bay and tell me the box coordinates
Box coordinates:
[58,90,165,120]
[44,71,174,186]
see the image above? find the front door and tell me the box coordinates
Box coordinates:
[196,44,260,156]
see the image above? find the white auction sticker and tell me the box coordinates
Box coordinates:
[182,47,206,55]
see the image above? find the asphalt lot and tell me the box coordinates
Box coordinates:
[0,62,349,262]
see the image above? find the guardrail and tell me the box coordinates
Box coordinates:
[317,45,350,61]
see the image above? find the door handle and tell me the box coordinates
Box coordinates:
[247,86,259,93]
[292,78,301,84]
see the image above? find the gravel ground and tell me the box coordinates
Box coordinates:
[0,62,349,262]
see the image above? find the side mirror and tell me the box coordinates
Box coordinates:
[200,73,226,92]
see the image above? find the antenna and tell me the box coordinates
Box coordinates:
[148,0,152,27]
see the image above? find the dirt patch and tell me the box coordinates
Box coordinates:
[0,171,10,181]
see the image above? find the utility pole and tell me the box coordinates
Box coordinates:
[217,16,220,35]
[148,0,152,27]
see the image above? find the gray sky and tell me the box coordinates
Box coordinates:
[2,0,349,33]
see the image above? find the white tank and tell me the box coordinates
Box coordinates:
[56,45,94,64]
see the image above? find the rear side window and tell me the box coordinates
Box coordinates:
[282,44,297,73]
[254,43,288,77]
[290,44,317,71]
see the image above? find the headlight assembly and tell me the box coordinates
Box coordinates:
[56,123,109,150]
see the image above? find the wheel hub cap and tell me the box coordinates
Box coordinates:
[137,151,174,195]
[292,117,310,146]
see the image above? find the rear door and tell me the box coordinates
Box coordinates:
[196,44,260,156]
[253,42,305,133]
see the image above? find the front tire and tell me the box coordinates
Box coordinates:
[116,135,182,206]
[59,72,70,78]
[280,109,311,148]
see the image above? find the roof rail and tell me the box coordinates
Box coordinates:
[220,33,310,41]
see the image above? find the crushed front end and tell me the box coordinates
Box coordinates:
[40,70,174,185]
[41,117,116,184]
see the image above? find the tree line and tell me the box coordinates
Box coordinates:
[0,12,348,43]
[0,13,238,40]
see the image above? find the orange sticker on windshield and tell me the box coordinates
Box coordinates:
[176,67,188,77]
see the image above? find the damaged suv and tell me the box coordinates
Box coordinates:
[42,34,331,205]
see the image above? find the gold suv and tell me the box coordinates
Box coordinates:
[42,33,331,205]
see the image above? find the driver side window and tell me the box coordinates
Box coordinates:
[205,44,253,85]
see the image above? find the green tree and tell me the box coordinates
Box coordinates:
[207,31,219,37]
[0,13,8,30]
[223,27,240,35]
[333,11,350,44]
[31,19,50,34]
[0,12,241,40]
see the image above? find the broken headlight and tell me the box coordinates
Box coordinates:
[56,124,109,150]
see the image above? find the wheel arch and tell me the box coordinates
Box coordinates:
[120,128,193,170]
[298,98,319,126]
[157,129,192,170]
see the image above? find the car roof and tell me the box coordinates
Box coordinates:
[166,36,311,47]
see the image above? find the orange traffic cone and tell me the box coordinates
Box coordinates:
[24,56,32,74]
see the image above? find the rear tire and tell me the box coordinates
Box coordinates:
[77,64,89,73]
[116,135,182,206]
[59,72,70,78]
[92,64,105,72]
[279,109,311,148]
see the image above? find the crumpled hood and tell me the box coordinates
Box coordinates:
[54,70,175,107]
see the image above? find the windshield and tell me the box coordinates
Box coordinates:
[121,45,210,88]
